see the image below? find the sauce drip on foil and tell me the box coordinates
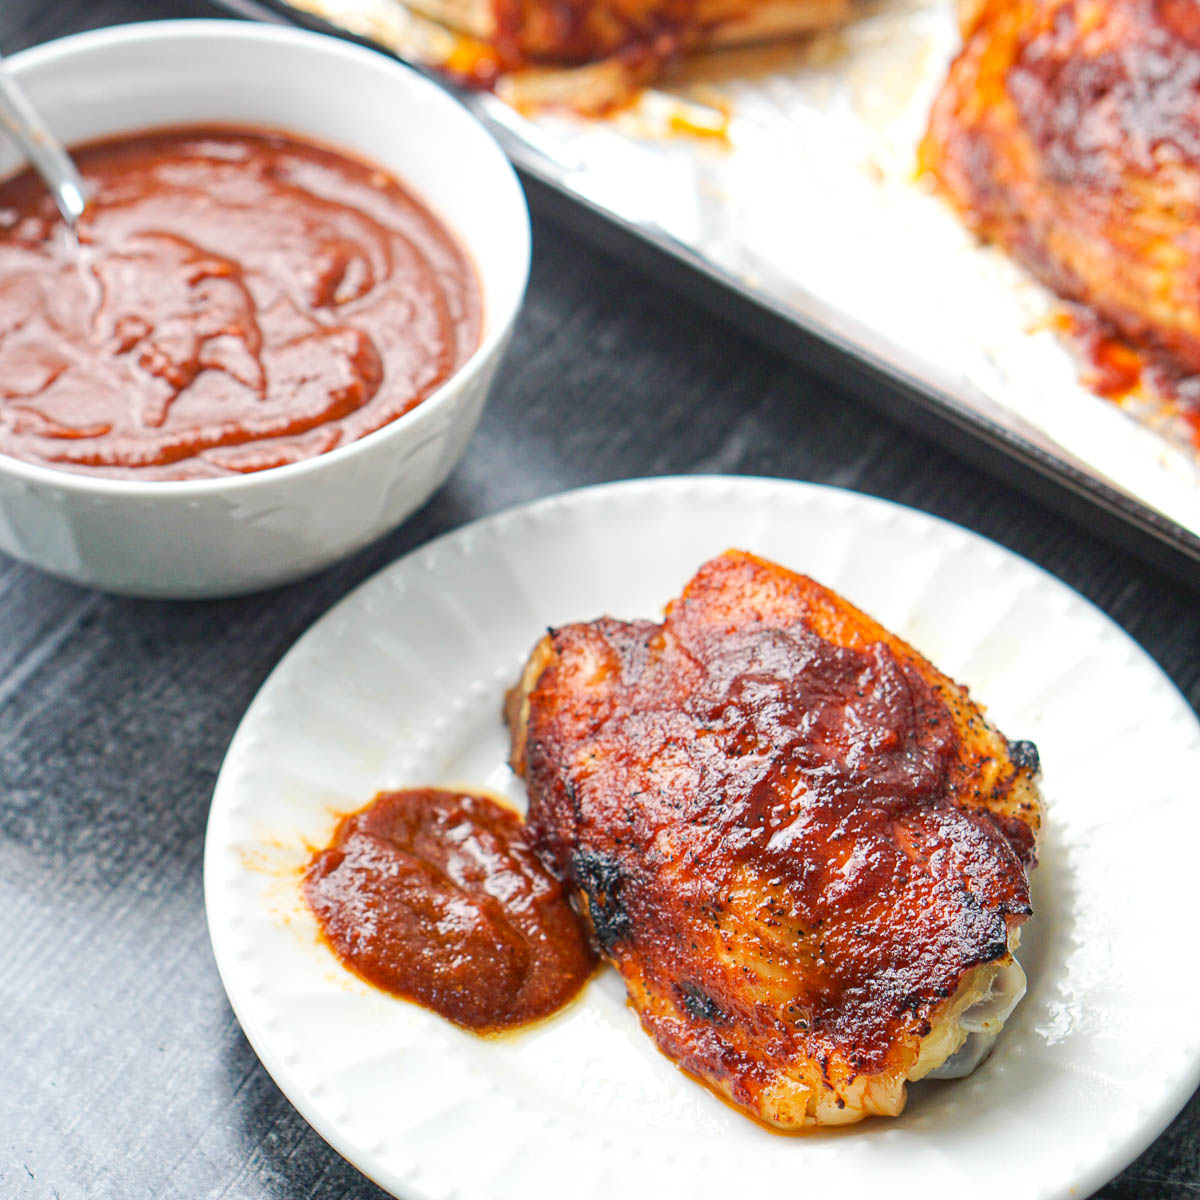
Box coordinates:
[0,127,481,479]
[304,789,597,1032]
[1055,306,1200,445]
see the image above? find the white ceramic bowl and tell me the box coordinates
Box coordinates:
[0,21,530,598]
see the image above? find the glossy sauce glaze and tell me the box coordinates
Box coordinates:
[921,0,1200,442]
[1007,0,1200,187]
[514,551,1039,1122]
[526,615,1031,1071]
[0,128,481,479]
[304,789,597,1032]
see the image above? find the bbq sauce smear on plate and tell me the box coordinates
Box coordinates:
[304,789,597,1032]
[0,127,481,479]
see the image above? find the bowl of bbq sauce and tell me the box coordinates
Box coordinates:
[0,21,529,597]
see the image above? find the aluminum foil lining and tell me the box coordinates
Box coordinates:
[282,0,1200,540]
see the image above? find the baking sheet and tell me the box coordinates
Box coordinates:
[224,0,1200,579]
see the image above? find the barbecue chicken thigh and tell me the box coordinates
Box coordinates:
[508,551,1042,1127]
[922,0,1200,378]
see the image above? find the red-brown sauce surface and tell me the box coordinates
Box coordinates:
[304,789,597,1032]
[0,127,481,479]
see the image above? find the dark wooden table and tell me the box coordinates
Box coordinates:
[2,1,1198,1196]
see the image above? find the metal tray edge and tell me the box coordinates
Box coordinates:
[211,0,1200,590]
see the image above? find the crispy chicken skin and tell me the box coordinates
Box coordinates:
[921,0,1200,375]
[508,551,1041,1127]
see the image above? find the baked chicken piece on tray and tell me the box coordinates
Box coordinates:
[922,0,1200,435]
[508,551,1042,1127]
[411,0,848,68]
[284,0,849,111]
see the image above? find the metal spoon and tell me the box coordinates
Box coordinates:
[0,48,88,228]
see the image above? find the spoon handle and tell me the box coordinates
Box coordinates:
[0,50,88,227]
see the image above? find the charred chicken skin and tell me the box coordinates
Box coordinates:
[508,551,1042,1127]
[921,0,1200,378]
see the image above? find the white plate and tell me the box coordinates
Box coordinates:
[205,476,1200,1200]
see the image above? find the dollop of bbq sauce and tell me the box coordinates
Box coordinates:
[0,127,481,479]
[303,789,597,1032]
